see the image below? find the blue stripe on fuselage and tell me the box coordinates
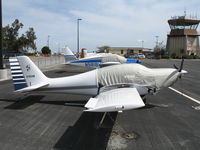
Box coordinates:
[64,55,76,57]
[126,59,141,63]
[70,59,102,63]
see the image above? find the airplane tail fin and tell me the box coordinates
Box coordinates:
[64,47,77,61]
[9,56,48,92]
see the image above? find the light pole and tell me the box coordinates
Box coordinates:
[77,18,82,57]
[155,36,160,59]
[56,42,60,54]
[138,40,144,49]
[47,35,50,48]
[0,0,3,69]
[155,36,159,47]
[141,40,144,48]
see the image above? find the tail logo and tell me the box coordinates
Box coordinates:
[26,65,30,71]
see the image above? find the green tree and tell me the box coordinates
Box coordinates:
[153,41,167,59]
[171,52,176,59]
[97,46,110,53]
[41,46,51,54]
[2,19,37,53]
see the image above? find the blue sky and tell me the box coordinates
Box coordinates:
[3,0,200,53]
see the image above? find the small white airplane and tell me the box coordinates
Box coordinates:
[63,47,141,68]
[9,56,187,112]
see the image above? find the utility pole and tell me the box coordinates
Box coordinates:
[138,40,144,51]
[141,40,144,48]
[155,36,161,59]
[155,36,159,47]
[0,0,3,69]
[47,35,50,48]
[77,18,82,58]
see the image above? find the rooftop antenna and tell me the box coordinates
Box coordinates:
[184,7,187,17]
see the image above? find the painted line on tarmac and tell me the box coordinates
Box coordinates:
[169,87,200,104]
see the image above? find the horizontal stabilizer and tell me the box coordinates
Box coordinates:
[85,88,145,112]
[15,82,49,92]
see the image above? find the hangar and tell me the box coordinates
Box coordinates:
[107,47,153,57]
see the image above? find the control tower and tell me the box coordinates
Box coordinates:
[166,15,200,57]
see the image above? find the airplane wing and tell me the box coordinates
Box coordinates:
[84,87,145,112]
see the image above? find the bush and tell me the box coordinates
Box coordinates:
[161,55,170,59]
[193,55,200,59]
[25,53,36,56]
[182,54,191,59]
[182,54,200,59]
[171,53,176,59]
[41,46,51,55]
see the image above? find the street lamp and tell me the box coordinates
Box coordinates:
[47,35,50,48]
[141,40,144,48]
[77,18,82,57]
[137,40,144,49]
[155,36,159,47]
[0,0,3,69]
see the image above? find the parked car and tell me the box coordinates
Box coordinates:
[138,54,145,58]
[127,54,139,58]
[146,54,155,59]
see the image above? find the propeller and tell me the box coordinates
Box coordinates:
[173,64,178,70]
[173,59,186,78]
[178,59,184,72]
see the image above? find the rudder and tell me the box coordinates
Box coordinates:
[64,47,77,61]
[9,56,48,91]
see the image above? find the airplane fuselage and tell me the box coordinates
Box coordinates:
[35,64,179,96]
[9,56,187,112]
[67,53,141,68]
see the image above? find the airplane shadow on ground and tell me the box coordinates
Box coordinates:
[54,112,118,150]
[2,95,117,150]
[4,95,45,109]
[2,95,87,110]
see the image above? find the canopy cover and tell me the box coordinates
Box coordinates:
[97,64,156,87]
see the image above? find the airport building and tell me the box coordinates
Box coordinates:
[107,47,152,57]
[166,15,200,57]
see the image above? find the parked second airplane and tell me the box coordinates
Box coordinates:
[64,47,141,68]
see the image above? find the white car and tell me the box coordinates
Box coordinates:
[138,54,145,58]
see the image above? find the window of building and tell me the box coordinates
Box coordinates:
[121,50,123,54]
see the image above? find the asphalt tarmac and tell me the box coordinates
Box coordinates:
[0,59,200,150]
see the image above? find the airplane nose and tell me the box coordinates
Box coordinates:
[178,69,187,79]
